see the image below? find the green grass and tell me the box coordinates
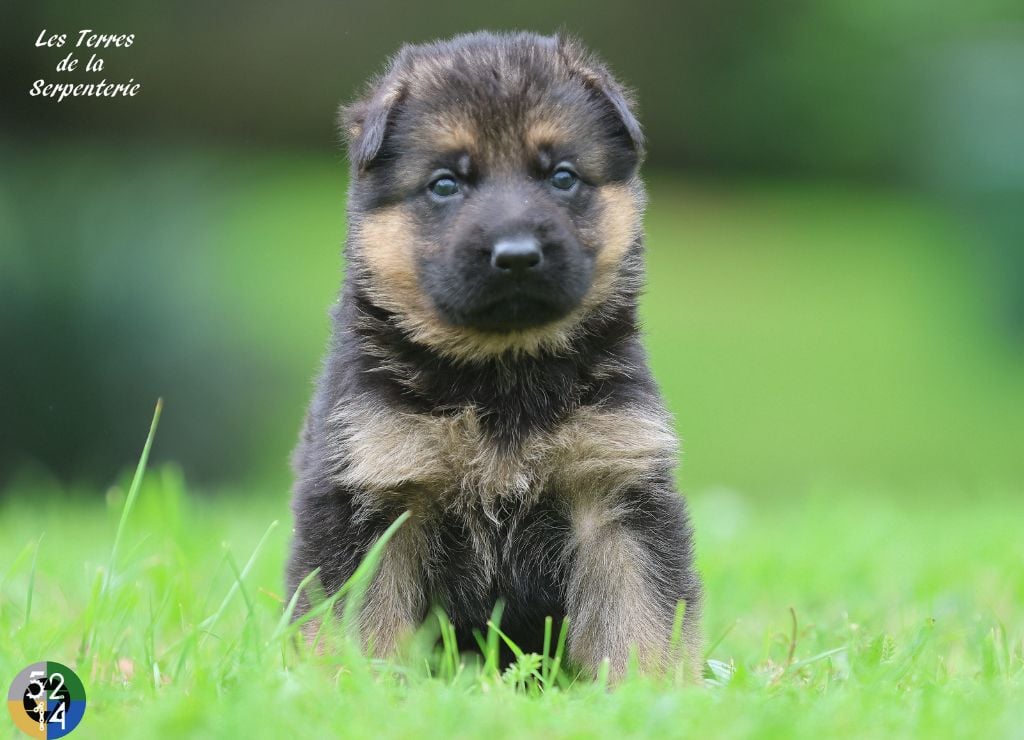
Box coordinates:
[2,409,1021,739]
[3,146,1023,736]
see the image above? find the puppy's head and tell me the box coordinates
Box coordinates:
[343,32,646,361]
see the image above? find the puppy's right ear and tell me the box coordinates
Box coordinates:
[339,52,410,172]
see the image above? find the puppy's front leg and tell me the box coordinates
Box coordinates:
[288,488,427,657]
[356,513,429,657]
[565,488,701,680]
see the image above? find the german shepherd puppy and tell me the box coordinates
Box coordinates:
[287,31,702,680]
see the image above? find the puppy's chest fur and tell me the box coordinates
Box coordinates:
[327,397,677,517]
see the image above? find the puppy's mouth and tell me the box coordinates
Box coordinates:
[430,279,584,332]
[453,294,575,332]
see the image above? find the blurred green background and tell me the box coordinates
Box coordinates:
[1,1,1022,497]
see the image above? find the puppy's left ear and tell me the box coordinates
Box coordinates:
[339,48,412,172]
[557,35,645,159]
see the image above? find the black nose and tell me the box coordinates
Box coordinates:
[491,236,542,273]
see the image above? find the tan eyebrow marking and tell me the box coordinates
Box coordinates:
[421,114,478,154]
[525,118,571,150]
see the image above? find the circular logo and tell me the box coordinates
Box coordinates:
[7,662,86,738]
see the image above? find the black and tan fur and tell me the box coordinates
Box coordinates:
[286,31,702,679]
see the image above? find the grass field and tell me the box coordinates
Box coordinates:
[3,149,1023,737]
[2,410,1022,739]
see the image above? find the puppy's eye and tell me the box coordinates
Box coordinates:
[549,168,578,191]
[429,176,460,197]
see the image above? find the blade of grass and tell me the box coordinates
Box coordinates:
[542,616,553,685]
[435,608,460,682]
[486,619,525,661]
[887,618,935,684]
[78,399,163,666]
[22,533,43,630]
[783,646,847,674]
[1,538,40,590]
[670,599,688,684]
[704,619,738,659]
[483,600,506,678]
[548,616,570,688]
[196,520,279,647]
[272,567,322,642]
[106,398,163,589]
[224,547,256,620]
